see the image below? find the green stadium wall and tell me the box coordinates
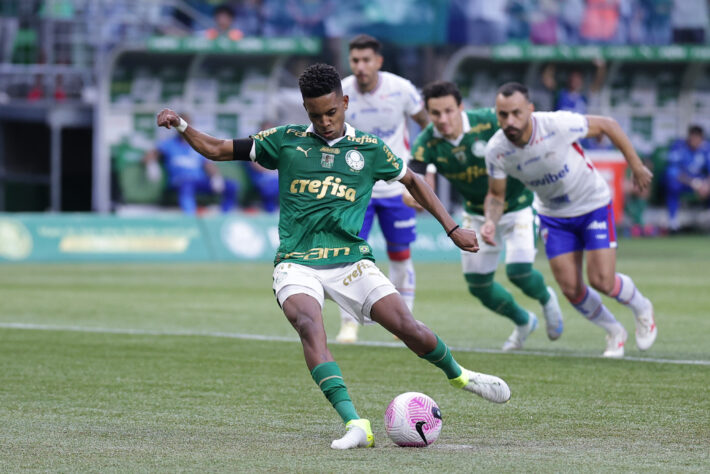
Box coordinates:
[0,213,461,263]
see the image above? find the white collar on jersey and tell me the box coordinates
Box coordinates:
[432,111,470,147]
[306,122,356,147]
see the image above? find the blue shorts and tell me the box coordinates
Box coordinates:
[359,195,416,245]
[539,203,617,259]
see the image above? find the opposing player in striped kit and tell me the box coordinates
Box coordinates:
[409,81,563,351]
[484,82,657,357]
[336,34,430,343]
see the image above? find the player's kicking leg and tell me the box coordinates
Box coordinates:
[370,293,511,404]
[274,264,373,450]
[281,293,374,450]
[335,202,378,343]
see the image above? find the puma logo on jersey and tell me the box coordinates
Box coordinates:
[296,146,311,157]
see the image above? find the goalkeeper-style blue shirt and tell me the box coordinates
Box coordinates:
[667,139,710,179]
[157,135,208,185]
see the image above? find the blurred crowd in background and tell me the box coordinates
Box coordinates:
[1,0,709,234]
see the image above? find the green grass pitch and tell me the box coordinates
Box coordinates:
[1,236,708,471]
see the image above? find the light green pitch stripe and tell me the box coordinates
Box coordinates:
[1,322,708,367]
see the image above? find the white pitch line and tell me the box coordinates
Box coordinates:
[2,322,709,367]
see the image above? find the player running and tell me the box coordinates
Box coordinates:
[483,82,657,358]
[335,34,430,343]
[155,64,511,450]
[408,81,563,350]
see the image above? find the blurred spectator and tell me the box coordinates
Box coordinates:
[244,162,279,213]
[286,0,335,37]
[542,59,606,115]
[0,14,19,63]
[579,0,621,44]
[453,0,507,45]
[27,75,43,101]
[559,0,585,44]
[53,74,67,101]
[665,125,710,232]
[542,60,606,148]
[143,114,238,215]
[638,0,672,45]
[26,73,67,102]
[201,3,244,40]
[262,0,294,36]
[529,0,559,45]
[671,0,708,44]
[506,0,531,42]
[233,0,264,37]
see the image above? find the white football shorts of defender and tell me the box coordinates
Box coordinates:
[273,261,398,324]
[460,207,537,274]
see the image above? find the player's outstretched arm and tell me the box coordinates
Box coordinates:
[400,169,479,252]
[156,108,234,161]
[481,177,507,246]
[586,115,653,191]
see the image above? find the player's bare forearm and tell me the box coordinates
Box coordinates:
[484,177,507,225]
[586,115,653,190]
[181,127,234,161]
[484,194,504,224]
[587,116,642,167]
[155,108,234,161]
[401,169,455,231]
[400,169,479,252]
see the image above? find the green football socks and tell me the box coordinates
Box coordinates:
[420,334,463,380]
[465,272,529,325]
[506,263,550,305]
[311,361,359,424]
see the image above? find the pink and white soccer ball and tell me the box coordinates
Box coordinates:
[384,392,442,447]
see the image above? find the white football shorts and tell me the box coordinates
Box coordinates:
[272,260,398,324]
[460,206,537,275]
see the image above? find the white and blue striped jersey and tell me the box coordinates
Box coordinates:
[342,71,423,198]
[485,111,611,217]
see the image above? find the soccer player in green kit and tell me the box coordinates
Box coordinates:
[155,65,510,450]
[408,81,564,351]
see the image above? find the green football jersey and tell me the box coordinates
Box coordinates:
[412,108,533,215]
[251,123,405,266]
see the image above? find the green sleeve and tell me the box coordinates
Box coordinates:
[373,141,406,182]
[411,125,434,164]
[469,107,500,140]
[250,125,288,170]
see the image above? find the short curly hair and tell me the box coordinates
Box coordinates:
[299,63,342,99]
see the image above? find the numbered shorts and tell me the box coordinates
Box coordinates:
[359,195,417,244]
[272,260,398,324]
[539,202,617,259]
[460,207,538,275]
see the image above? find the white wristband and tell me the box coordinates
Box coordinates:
[176,117,188,133]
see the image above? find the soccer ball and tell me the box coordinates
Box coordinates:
[384,392,442,447]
